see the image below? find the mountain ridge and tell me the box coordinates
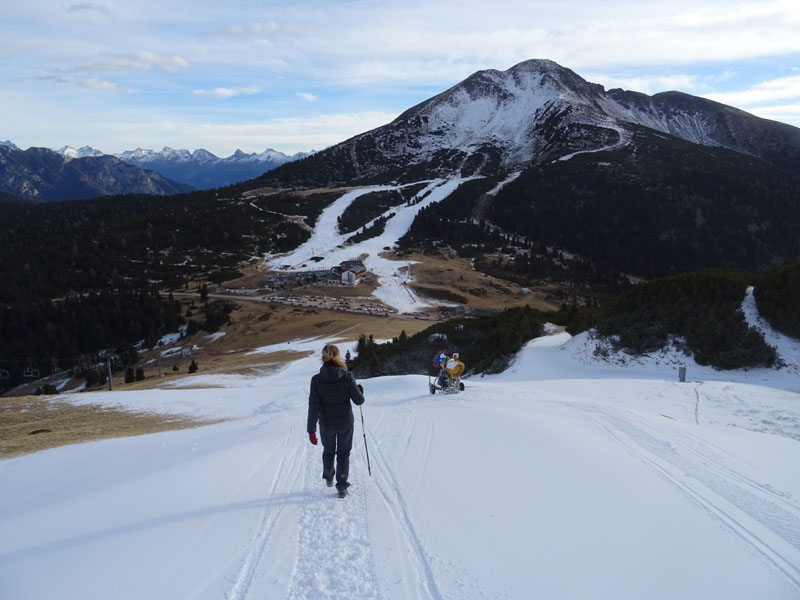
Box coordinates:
[1,142,311,192]
[0,145,193,202]
[259,58,800,187]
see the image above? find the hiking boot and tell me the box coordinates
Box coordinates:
[325,478,333,487]
[337,488,348,498]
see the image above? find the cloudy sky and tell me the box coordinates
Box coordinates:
[2,0,800,156]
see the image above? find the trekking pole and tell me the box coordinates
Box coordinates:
[360,405,372,476]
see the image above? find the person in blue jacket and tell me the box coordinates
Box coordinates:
[307,343,365,498]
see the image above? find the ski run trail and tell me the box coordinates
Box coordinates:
[2,180,800,599]
[2,329,800,600]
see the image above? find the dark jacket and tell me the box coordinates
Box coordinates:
[307,361,365,433]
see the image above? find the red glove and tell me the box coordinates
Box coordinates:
[309,432,318,445]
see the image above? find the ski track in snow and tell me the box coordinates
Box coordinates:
[368,411,443,600]
[226,425,304,600]
[578,403,800,590]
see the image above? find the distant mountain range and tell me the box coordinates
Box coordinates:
[112,146,310,189]
[0,144,193,202]
[0,141,310,201]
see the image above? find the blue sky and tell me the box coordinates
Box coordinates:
[2,0,800,157]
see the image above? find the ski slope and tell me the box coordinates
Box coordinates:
[2,332,799,599]
[265,178,472,314]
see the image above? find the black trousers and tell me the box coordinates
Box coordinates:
[320,422,354,490]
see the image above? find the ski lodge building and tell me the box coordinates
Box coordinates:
[267,259,367,289]
[331,260,367,286]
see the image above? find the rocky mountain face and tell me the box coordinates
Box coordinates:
[115,147,309,189]
[258,59,800,280]
[261,59,800,187]
[0,145,193,202]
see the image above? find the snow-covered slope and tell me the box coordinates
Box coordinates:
[263,59,800,188]
[414,59,800,169]
[1,332,799,599]
[265,178,470,313]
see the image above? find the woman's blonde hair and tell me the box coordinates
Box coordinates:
[322,343,346,368]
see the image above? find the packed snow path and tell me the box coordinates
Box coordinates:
[555,119,633,163]
[2,333,800,599]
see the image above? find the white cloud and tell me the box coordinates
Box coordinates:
[221,20,312,40]
[192,86,260,99]
[584,72,702,95]
[65,3,112,16]
[76,77,119,91]
[184,111,398,153]
[97,111,399,155]
[82,51,188,73]
[736,103,800,127]
[223,21,279,39]
[704,75,800,107]
[296,92,317,102]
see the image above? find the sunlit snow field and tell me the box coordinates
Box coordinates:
[1,325,799,599]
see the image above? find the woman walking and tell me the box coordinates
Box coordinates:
[307,343,365,498]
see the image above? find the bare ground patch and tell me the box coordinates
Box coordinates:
[96,302,434,391]
[397,250,561,312]
[0,395,219,460]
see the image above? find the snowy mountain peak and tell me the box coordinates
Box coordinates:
[57,145,105,159]
[191,148,218,162]
[264,58,800,187]
[159,147,192,161]
[0,140,20,151]
[118,148,157,162]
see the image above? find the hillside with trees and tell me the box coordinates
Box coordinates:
[567,266,800,370]
[491,128,800,279]
[349,306,547,378]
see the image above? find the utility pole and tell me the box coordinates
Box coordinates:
[106,354,113,391]
[99,349,116,391]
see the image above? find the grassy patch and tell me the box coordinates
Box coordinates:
[0,396,219,459]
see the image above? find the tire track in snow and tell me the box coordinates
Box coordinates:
[367,412,443,600]
[226,425,304,600]
[664,425,800,514]
[586,406,800,589]
[287,442,381,599]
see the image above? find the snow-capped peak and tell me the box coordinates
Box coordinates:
[56,145,105,159]
[191,148,219,162]
[159,147,193,162]
[118,148,158,162]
